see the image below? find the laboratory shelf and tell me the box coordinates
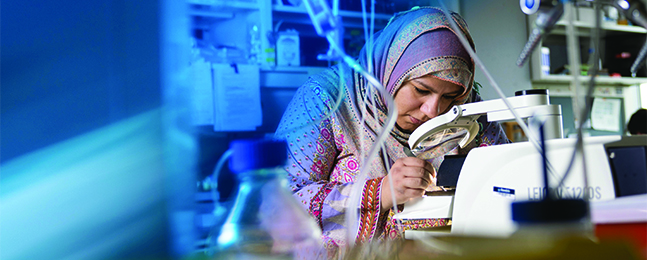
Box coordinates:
[261,65,327,73]
[532,74,647,86]
[548,21,647,37]
[526,6,647,87]
[188,0,259,10]
[261,66,327,88]
[272,4,393,20]
[188,9,234,19]
[188,1,259,19]
[555,20,647,34]
[272,4,392,29]
[531,84,625,98]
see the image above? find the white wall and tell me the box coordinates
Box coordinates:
[461,0,533,100]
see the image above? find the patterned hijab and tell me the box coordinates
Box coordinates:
[343,7,476,171]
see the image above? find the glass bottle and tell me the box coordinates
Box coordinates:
[215,139,325,259]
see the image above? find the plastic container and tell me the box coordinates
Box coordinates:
[510,198,596,243]
[216,139,325,259]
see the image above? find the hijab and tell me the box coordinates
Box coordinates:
[342,7,477,172]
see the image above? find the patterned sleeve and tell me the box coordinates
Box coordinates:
[274,77,381,250]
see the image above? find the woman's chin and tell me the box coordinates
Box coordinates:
[395,123,416,134]
[395,123,417,133]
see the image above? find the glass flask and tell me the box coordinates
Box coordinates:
[215,139,325,259]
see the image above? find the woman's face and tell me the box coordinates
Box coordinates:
[393,75,463,132]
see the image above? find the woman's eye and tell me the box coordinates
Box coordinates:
[443,94,459,100]
[414,87,430,94]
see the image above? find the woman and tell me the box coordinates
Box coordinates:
[274,6,509,252]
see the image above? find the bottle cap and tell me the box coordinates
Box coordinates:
[229,139,287,173]
[512,198,588,224]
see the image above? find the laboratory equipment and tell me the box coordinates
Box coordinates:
[396,88,626,238]
[276,29,300,66]
[509,122,592,242]
[516,0,564,67]
[408,89,563,155]
[397,134,623,238]
[604,135,647,197]
[216,139,325,259]
[399,89,568,236]
[611,0,647,76]
[517,0,647,75]
[397,92,646,239]
[302,0,345,61]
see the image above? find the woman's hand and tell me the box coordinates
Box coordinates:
[380,157,436,213]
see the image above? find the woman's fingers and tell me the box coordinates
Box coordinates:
[389,182,424,199]
[383,157,439,208]
[395,163,433,187]
[399,157,426,167]
[401,187,426,198]
[402,175,430,189]
[424,162,436,178]
[399,157,435,177]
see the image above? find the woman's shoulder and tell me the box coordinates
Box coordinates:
[308,65,345,87]
[297,65,347,98]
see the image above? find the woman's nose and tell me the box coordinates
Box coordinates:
[420,96,440,119]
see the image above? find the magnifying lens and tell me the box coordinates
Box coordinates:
[407,105,480,157]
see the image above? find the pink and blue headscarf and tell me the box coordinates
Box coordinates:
[359,7,475,108]
[336,7,477,164]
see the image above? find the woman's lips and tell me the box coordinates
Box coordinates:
[410,116,422,125]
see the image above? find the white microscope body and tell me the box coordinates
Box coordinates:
[395,91,621,238]
[450,136,617,237]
